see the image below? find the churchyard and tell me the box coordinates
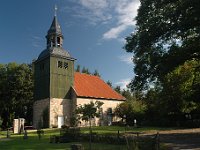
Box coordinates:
[0,126,171,150]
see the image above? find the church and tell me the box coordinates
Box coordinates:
[33,13,125,128]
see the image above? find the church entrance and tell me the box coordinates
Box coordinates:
[58,116,64,128]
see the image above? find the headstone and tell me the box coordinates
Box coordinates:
[23,129,28,139]
[7,128,10,138]
[13,118,25,134]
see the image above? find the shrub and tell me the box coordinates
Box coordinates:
[60,127,81,143]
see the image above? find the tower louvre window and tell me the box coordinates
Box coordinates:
[64,62,68,69]
[58,61,62,68]
[57,37,61,47]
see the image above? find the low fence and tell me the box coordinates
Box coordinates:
[50,127,160,150]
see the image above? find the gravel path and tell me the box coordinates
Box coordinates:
[144,128,200,150]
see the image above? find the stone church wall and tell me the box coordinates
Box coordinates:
[49,98,72,128]
[33,98,50,128]
[76,98,123,126]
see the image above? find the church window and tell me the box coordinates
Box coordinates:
[57,37,60,47]
[58,61,62,68]
[64,62,68,69]
[107,108,112,115]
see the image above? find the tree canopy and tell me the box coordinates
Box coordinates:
[125,0,200,91]
[0,63,33,128]
[76,101,104,123]
[124,0,200,126]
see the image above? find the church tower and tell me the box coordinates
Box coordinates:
[33,11,75,128]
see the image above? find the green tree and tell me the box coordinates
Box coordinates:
[93,69,101,77]
[106,80,112,87]
[143,60,200,126]
[82,67,90,74]
[76,101,103,150]
[0,63,33,128]
[75,65,81,72]
[114,100,146,126]
[114,86,121,94]
[125,0,200,91]
[76,101,104,125]
[161,60,200,114]
[114,89,146,125]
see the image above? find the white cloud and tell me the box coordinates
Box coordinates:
[61,0,140,39]
[62,0,112,25]
[103,24,127,39]
[115,78,131,89]
[119,54,133,65]
[103,0,140,40]
[79,0,108,10]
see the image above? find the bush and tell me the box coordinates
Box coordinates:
[60,127,81,143]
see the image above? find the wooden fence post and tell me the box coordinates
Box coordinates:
[155,132,160,150]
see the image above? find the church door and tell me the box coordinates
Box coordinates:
[58,116,64,128]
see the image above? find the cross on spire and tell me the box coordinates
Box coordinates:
[54,5,58,16]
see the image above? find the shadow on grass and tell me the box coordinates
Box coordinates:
[159,132,200,149]
[0,131,127,150]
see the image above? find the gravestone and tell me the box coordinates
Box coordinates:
[13,118,25,134]
[23,129,28,139]
[7,128,10,138]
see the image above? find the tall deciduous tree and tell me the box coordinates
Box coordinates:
[0,63,33,128]
[125,0,200,91]
[161,60,200,114]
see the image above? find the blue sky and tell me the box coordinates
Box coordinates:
[0,0,140,89]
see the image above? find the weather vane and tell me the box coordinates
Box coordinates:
[54,5,58,16]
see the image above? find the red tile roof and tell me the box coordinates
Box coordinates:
[74,72,125,101]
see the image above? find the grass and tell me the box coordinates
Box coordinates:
[0,126,171,150]
[81,126,176,134]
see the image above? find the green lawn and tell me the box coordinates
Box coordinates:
[0,126,170,150]
[81,126,176,134]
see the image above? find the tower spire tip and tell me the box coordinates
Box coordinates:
[54,5,58,16]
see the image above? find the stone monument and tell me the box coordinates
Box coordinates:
[13,118,25,134]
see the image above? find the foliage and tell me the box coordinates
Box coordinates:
[142,60,200,126]
[0,63,33,128]
[161,60,200,114]
[81,66,90,74]
[76,101,104,123]
[114,93,146,126]
[125,0,200,91]
[93,69,101,77]
[114,86,121,94]
[75,65,81,72]
[70,113,80,127]
[106,80,112,87]
[124,0,200,127]
[60,127,81,143]
[76,65,101,77]
[114,101,146,126]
